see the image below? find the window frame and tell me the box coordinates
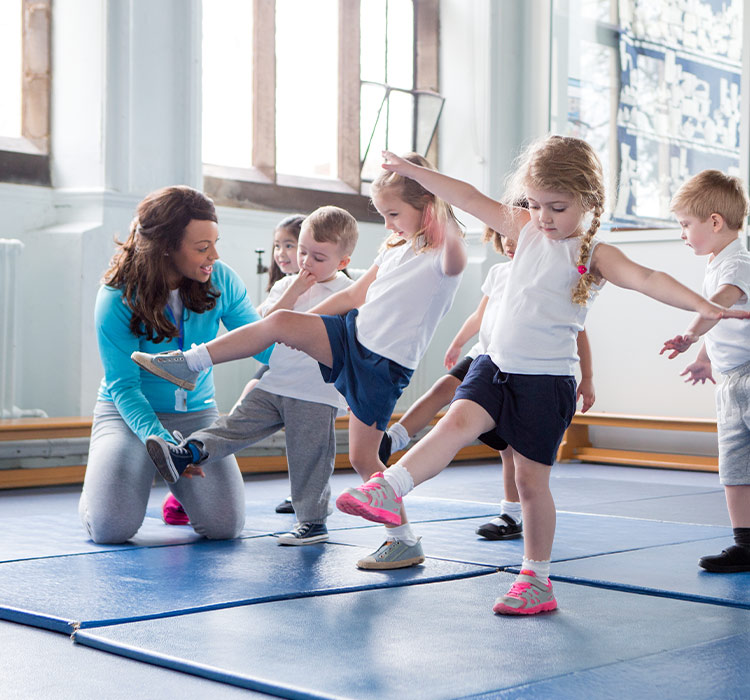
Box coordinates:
[0,0,51,186]
[202,0,439,222]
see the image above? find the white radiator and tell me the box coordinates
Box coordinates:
[0,239,46,418]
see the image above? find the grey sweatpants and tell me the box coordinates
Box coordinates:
[79,401,245,544]
[190,388,337,523]
[717,359,750,486]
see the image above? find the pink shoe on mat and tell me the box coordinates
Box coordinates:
[492,570,557,615]
[335,472,402,526]
[162,493,189,526]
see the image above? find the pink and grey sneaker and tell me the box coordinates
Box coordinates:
[162,493,189,526]
[335,472,402,526]
[492,570,557,615]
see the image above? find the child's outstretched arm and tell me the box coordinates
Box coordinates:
[444,295,488,369]
[576,329,595,413]
[592,243,750,320]
[660,283,747,359]
[308,264,378,316]
[381,151,528,239]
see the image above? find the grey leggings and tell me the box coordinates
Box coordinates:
[79,401,245,544]
[190,388,337,524]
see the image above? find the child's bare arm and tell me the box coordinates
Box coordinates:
[308,264,378,316]
[441,218,468,277]
[576,329,595,413]
[263,271,317,316]
[592,243,749,320]
[660,284,746,358]
[444,295,488,368]
[381,151,529,240]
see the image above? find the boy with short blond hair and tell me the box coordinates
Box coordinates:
[662,169,750,572]
[146,205,358,545]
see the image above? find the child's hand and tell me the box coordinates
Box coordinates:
[381,150,411,175]
[444,343,462,369]
[680,358,715,385]
[183,464,205,478]
[289,269,317,295]
[576,377,595,413]
[660,333,699,359]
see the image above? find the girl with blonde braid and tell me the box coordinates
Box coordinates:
[336,135,750,615]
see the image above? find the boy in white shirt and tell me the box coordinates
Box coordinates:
[662,169,750,572]
[145,206,358,545]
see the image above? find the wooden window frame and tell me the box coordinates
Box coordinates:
[0,0,51,186]
[203,0,439,222]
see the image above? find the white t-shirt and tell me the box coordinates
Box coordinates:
[703,238,750,373]
[467,262,511,359]
[488,222,601,375]
[257,272,351,411]
[355,238,464,369]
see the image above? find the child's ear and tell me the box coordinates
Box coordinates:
[337,255,351,270]
[710,212,725,231]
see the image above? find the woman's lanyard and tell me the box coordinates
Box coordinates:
[165,303,188,411]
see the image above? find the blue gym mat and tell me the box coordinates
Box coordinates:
[74,572,750,700]
[328,511,732,567]
[0,619,261,700]
[486,630,750,700]
[549,538,750,609]
[0,537,494,633]
[572,489,731,525]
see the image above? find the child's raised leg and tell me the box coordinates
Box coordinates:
[699,484,750,572]
[133,311,334,387]
[347,413,424,569]
[381,375,462,461]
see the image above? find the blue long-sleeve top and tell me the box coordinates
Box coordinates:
[95,260,273,444]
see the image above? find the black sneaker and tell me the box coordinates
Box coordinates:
[146,435,207,484]
[275,497,294,514]
[378,431,393,465]
[277,522,329,546]
[476,514,523,540]
[699,544,750,573]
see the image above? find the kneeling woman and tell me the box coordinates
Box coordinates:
[79,186,271,543]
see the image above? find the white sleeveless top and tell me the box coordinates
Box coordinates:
[488,222,601,375]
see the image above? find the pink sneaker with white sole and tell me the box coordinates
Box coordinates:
[335,472,402,526]
[493,570,557,615]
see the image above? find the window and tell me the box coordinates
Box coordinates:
[202,0,441,221]
[551,0,743,225]
[0,0,51,186]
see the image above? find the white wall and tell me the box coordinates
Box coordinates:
[2,1,725,458]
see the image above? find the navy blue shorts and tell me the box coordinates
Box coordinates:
[447,355,475,381]
[453,354,577,465]
[445,356,506,451]
[318,309,414,431]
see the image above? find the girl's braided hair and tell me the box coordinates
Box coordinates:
[503,135,605,305]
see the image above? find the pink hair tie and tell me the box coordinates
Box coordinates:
[577,265,588,275]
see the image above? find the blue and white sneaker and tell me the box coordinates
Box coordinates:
[277,522,329,546]
[131,350,200,390]
[146,434,207,484]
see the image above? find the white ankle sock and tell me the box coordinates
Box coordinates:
[388,422,410,452]
[500,499,522,522]
[183,343,213,372]
[386,522,418,546]
[522,558,550,580]
[382,463,414,498]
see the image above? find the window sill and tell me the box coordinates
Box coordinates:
[203,165,379,223]
[0,137,50,186]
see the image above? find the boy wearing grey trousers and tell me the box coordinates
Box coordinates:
[145,206,358,544]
